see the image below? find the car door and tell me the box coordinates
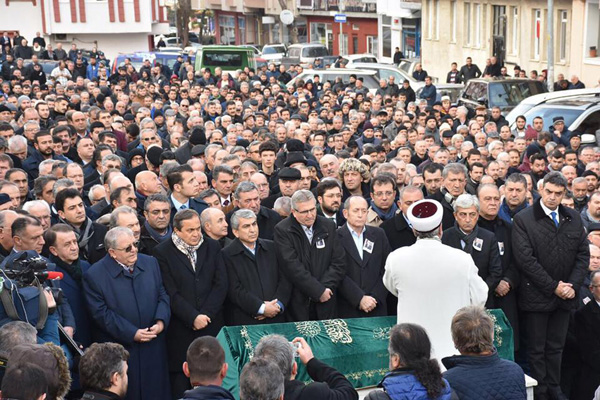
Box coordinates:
[571,109,600,134]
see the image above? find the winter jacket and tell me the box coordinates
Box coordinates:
[442,352,526,400]
[180,385,235,400]
[512,199,589,312]
[366,369,452,400]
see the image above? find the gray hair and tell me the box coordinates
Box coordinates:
[234,181,259,199]
[38,159,55,175]
[453,193,480,212]
[52,178,75,198]
[254,334,294,381]
[240,358,284,400]
[291,189,315,211]
[0,321,37,359]
[505,173,527,187]
[104,226,134,250]
[22,200,50,214]
[101,154,122,167]
[8,135,27,151]
[109,206,137,229]
[230,209,256,230]
[212,164,234,181]
[88,184,105,203]
[442,163,468,179]
[451,305,495,354]
[160,161,180,178]
[273,196,291,215]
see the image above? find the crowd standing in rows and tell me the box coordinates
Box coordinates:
[0,34,599,400]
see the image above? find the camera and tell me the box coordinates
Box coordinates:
[2,253,64,305]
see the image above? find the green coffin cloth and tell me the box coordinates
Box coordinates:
[216,309,513,399]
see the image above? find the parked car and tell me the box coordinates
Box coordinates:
[282,43,329,67]
[350,62,425,90]
[457,78,547,115]
[261,44,287,62]
[339,54,379,66]
[286,68,380,95]
[315,55,340,68]
[416,83,465,103]
[509,95,600,135]
[194,45,257,77]
[240,44,262,57]
[505,88,600,125]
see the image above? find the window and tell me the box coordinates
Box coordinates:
[584,0,600,59]
[352,36,358,54]
[465,3,472,46]
[367,36,378,57]
[340,33,348,55]
[238,17,246,45]
[533,9,541,60]
[382,16,392,58]
[427,0,439,39]
[511,7,519,55]
[475,3,482,47]
[219,15,236,45]
[559,10,568,61]
[451,1,457,43]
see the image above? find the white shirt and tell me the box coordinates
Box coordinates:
[243,242,256,256]
[171,194,189,211]
[348,224,365,259]
[302,225,313,242]
[220,195,231,206]
[540,200,559,224]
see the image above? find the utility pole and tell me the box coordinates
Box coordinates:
[339,0,345,56]
[547,0,554,91]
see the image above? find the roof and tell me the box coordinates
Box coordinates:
[542,96,600,108]
[466,78,540,83]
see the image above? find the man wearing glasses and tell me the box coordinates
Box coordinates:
[83,226,171,400]
[367,174,398,228]
[274,189,345,321]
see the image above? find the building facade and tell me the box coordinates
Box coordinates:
[421,0,600,86]
[377,0,421,63]
[0,0,169,61]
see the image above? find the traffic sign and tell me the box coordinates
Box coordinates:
[334,14,347,23]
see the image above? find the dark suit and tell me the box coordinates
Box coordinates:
[83,254,171,400]
[336,224,390,318]
[222,238,291,325]
[274,215,346,321]
[573,299,600,400]
[283,358,358,400]
[153,236,227,399]
[426,190,456,230]
[380,212,417,251]
[168,196,208,224]
[442,226,503,307]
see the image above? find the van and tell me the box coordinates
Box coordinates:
[282,44,329,67]
[194,46,257,77]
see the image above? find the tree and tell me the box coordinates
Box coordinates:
[277,0,298,43]
[175,0,192,47]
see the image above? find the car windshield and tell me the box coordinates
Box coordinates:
[488,82,546,107]
[523,106,583,130]
[202,52,243,67]
[303,47,328,57]
[263,46,285,54]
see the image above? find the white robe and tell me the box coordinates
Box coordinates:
[383,238,488,361]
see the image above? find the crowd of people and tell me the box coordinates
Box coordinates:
[0,32,599,400]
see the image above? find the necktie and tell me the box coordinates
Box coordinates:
[223,199,230,206]
[180,204,187,210]
[550,211,559,227]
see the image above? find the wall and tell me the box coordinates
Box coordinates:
[421,0,573,82]
[571,0,600,86]
[307,16,378,55]
[0,2,44,40]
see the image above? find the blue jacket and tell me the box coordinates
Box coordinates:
[181,385,235,400]
[442,352,526,400]
[419,84,437,107]
[373,369,452,400]
[83,253,171,400]
[86,64,99,80]
[497,199,528,226]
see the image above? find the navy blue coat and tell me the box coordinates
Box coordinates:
[83,254,171,400]
[50,255,92,346]
[442,352,526,400]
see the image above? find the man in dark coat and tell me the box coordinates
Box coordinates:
[166,164,208,223]
[381,185,422,251]
[427,163,468,230]
[274,190,346,321]
[222,209,290,325]
[458,57,482,83]
[442,193,503,307]
[226,181,281,240]
[78,342,130,400]
[337,196,390,318]
[254,335,358,400]
[153,209,228,399]
[46,223,93,347]
[512,172,589,400]
[573,270,600,400]
[83,227,171,400]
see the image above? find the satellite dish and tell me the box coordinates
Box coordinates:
[280,10,294,25]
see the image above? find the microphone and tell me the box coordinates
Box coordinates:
[41,271,64,280]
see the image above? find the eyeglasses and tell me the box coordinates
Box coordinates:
[115,241,139,253]
[373,191,394,197]
[295,207,316,215]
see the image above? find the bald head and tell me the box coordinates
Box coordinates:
[200,207,228,240]
[109,175,133,193]
[135,171,161,196]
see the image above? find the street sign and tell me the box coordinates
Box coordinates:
[334,14,347,23]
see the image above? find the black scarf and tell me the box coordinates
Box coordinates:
[454,221,479,254]
[50,254,83,284]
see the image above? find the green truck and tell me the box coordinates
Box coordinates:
[194,45,257,76]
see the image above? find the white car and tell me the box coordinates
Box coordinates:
[339,54,379,66]
[350,62,425,90]
[262,44,287,62]
[287,68,380,95]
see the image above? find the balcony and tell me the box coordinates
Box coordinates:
[297,0,377,14]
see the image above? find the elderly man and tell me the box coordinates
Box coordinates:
[337,196,390,318]
[83,227,171,400]
[381,185,423,251]
[442,194,503,307]
[427,163,468,230]
[512,171,589,400]
[442,306,526,400]
[227,181,281,241]
[383,198,488,360]
[134,170,162,214]
[250,172,270,200]
[22,200,51,231]
[274,190,345,321]
[140,194,172,251]
[222,209,290,325]
[319,154,340,180]
[262,167,301,209]
[201,208,231,248]
[153,209,227,399]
